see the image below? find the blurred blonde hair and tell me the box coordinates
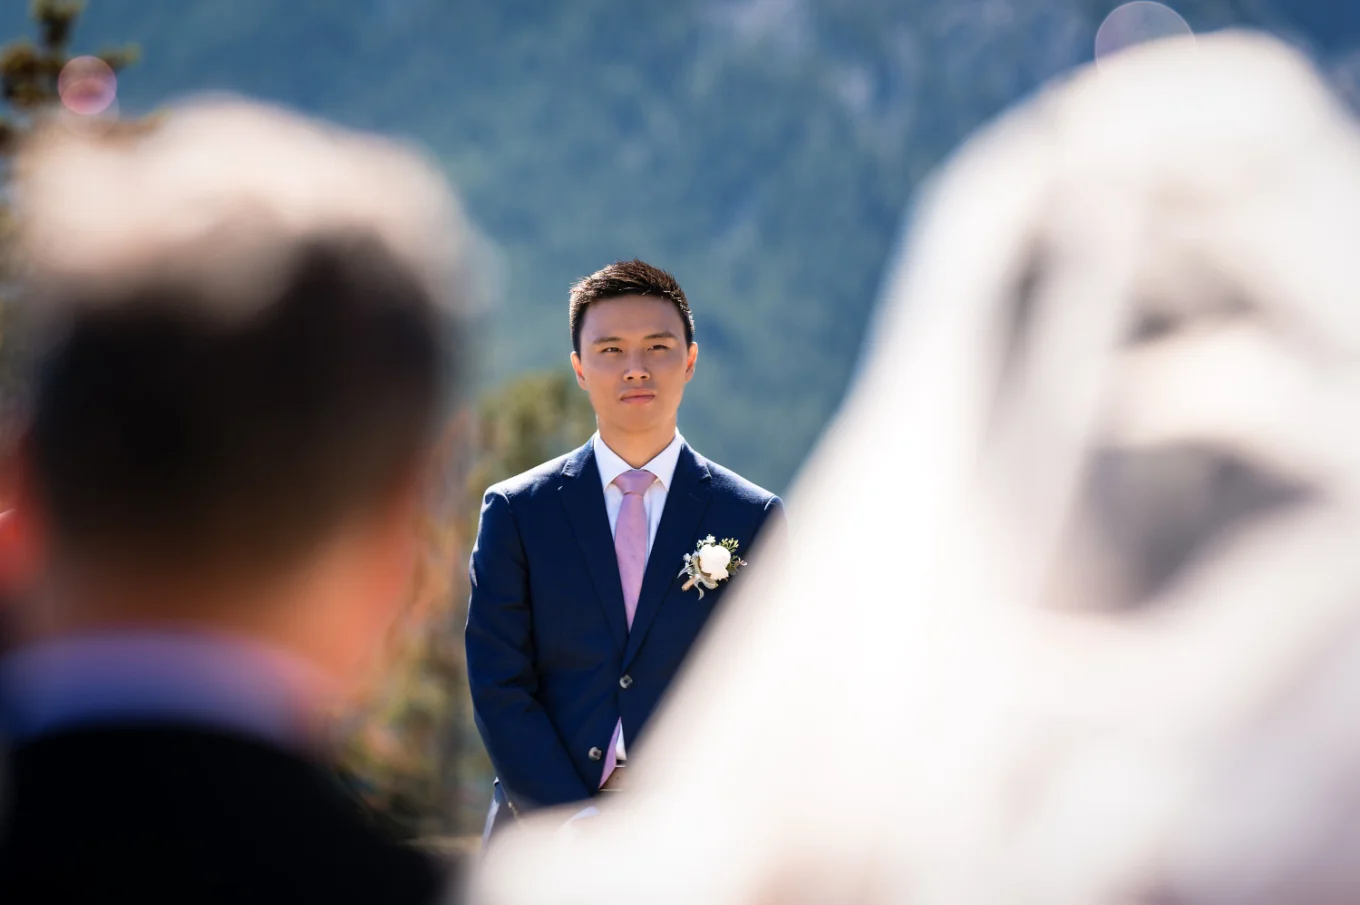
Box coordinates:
[14,96,475,328]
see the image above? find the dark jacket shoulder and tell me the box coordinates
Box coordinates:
[697,452,781,511]
[481,440,783,525]
[484,446,580,502]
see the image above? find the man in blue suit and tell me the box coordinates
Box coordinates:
[467,260,786,840]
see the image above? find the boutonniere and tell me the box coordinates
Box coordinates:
[678,535,747,598]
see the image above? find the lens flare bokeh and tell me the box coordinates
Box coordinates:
[57,56,117,116]
[1095,2,1194,66]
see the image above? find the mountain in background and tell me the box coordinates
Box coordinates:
[5,0,1356,492]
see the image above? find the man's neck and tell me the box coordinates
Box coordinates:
[597,422,677,469]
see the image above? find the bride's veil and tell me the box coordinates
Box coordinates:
[475,30,1360,905]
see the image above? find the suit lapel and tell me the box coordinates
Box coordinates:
[558,443,629,652]
[623,445,713,669]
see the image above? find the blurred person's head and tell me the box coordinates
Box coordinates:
[568,259,696,453]
[3,98,474,698]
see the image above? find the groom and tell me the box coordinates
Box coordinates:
[466,260,786,839]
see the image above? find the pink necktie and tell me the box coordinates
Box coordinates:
[601,468,654,786]
[613,469,654,626]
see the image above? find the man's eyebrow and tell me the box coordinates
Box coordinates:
[590,331,680,344]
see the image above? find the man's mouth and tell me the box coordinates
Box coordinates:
[620,390,657,405]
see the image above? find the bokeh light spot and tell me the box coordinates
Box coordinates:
[58,55,117,116]
[1095,2,1194,67]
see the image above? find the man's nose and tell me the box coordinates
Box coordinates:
[623,354,650,380]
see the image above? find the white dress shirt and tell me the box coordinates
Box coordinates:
[593,430,684,556]
[592,428,685,763]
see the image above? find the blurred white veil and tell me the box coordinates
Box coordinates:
[475,30,1360,905]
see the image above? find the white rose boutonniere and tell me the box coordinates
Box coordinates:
[678,534,747,598]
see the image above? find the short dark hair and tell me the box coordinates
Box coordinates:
[24,234,462,578]
[14,99,471,580]
[569,259,694,353]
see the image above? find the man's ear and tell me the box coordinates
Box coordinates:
[362,473,427,627]
[685,342,699,381]
[0,437,47,596]
[571,351,588,390]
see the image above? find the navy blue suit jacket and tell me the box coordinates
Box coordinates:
[465,439,784,824]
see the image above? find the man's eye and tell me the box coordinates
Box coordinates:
[649,344,670,351]
[601,347,621,354]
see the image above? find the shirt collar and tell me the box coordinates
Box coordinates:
[0,629,335,751]
[593,430,685,491]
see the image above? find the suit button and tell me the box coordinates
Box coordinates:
[619,675,633,689]
[588,747,603,761]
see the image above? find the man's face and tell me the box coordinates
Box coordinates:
[572,295,697,436]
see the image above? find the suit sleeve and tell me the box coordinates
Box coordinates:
[465,488,592,811]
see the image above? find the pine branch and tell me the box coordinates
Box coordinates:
[96,43,140,71]
[34,0,84,51]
